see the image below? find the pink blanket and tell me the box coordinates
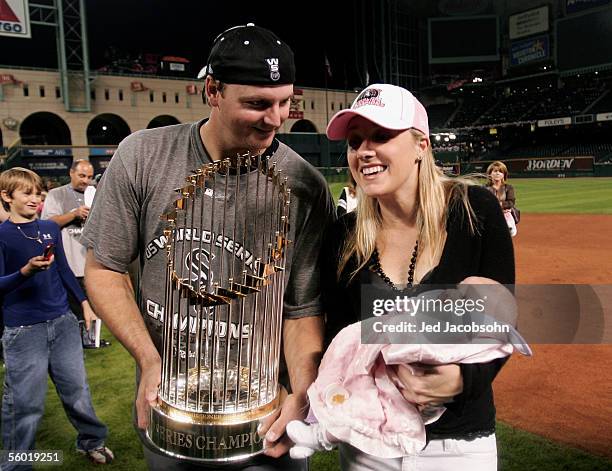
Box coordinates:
[307,319,531,458]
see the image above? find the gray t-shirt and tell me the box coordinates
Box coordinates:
[82,120,335,350]
[42,183,88,277]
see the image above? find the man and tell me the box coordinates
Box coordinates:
[41,160,108,348]
[82,24,335,470]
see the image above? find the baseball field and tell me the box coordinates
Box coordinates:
[1,177,610,470]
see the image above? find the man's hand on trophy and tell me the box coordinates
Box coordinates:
[259,389,309,458]
[136,357,162,429]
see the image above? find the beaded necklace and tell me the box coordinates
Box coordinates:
[372,240,419,291]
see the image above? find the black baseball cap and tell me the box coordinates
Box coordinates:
[198,23,295,85]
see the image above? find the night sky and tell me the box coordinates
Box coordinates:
[0,0,361,89]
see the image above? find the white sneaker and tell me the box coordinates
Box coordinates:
[77,445,115,464]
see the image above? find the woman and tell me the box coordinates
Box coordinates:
[319,84,515,470]
[486,161,518,237]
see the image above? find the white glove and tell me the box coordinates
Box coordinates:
[286,420,335,459]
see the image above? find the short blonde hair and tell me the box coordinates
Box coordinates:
[0,167,43,211]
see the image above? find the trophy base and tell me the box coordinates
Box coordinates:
[145,393,281,463]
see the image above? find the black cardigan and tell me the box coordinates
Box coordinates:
[320,185,515,440]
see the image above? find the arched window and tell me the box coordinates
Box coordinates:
[290,120,318,133]
[87,114,131,145]
[20,112,72,145]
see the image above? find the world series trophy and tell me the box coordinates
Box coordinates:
[146,153,291,463]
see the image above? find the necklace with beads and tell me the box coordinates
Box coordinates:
[13,220,44,244]
[372,240,419,291]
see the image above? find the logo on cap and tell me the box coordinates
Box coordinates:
[266,58,280,81]
[354,88,385,108]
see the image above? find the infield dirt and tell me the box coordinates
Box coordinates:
[494,214,612,458]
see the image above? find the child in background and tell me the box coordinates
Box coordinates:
[0,167,113,468]
[36,190,47,217]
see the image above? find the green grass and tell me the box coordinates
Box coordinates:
[496,423,612,471]
[330,177,612,214]
[329,182,346,202]
[509,178,612,214]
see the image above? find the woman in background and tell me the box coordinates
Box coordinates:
[485,161,517,237]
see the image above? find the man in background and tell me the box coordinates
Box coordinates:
[42,160,109,348]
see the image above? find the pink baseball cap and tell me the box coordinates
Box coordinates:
[326,83,429,140]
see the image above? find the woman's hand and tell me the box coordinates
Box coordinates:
[395,363,463,407]
[20,255,54,277]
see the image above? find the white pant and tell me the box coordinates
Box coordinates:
[339,434,497,471]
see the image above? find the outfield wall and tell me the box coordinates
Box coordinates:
[464,156,597,178]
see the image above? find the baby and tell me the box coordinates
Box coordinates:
[287,282,531,459]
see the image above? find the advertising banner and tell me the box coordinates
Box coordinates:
[466,157,594,177]
[89,155,113,174]
[510,35,549,66]
[507,156,593,174]
[0,0,31,38]
[289,88,304,120]
[89,147,116,156]
[537,117,572,127]
[509,6,549,39]
[21,157,72,176]
[566,0,610,14]
[21,148,72,157]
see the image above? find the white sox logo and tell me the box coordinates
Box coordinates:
[266,58,280,81]
[185,248,215,285]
